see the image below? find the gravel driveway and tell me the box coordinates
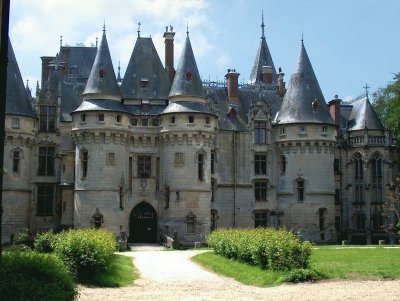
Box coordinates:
[78,249,400,301]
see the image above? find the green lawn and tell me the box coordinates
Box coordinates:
[79,254,137,287]
[192,247,400,287]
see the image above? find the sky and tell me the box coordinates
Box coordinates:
[9,0,400,103]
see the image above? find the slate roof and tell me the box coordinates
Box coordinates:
[62,46,97,83]
[120,37,171,100]
[249,21,277,84]
[73,99,129,114]
[169,36,205,99]
[82,27,121,100]
[274,42,334,125]
[161,101,214,115]
[6,38,35,118]
[346,97,384,131]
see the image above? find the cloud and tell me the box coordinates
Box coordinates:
[216,53,232,72]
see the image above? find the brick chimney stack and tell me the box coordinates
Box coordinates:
[278,67,286,97]
[225,69,240,104]
[164,25,175,83]
[40,56,55,87]
[262,65,273,84]
[328,94,342,128]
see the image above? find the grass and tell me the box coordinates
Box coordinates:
[192,246,400,287]
[78,254,136,287]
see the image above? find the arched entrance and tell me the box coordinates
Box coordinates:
[129,202,157,243]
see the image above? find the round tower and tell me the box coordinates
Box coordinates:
[159,32,217,243]
[273,41,337,242]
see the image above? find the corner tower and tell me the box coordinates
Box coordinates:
[274,40,337,242]
[160,31,217,243]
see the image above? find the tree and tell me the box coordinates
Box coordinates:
[373,73,400,145]
[382,175,400,238]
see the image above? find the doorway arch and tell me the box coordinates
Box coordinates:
[129,202,157,243]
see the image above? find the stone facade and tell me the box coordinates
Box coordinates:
[2,21,398,245]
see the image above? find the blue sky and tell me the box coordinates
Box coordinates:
[9,0,400,102]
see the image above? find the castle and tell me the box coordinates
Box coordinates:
[2,17,399,245]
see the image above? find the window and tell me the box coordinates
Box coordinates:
[254,211,268,228]
[141,99,150,113]
[354,153,364,203]
[280,127,285,135]
[98,113,104,122]
[355,212,366,231]
[107,152,116,165]
[12,150,20,173]
[211,210,218,232]
[116,115,122,123]
[211,150,215,174]
[119,186,124,210]
[371,153,382,203]
[39,105,56,132]
[141,119,148,126]
[38,146,55,176]
[137,155,151,178]
[211,179,216,202]
[81,149,88,178]
[170,116,175,124]
[335,189,341,205]
[254,121,267,144]
[140,79,149,89]
[37,184,54,216]
[319,208,327,231]
[254,180,267,201]
[206,116,210,124]
[254,154,267,175]
[371,212,383,231]
[130,118,137,126]
[12,118,20,129]
[186,212,196,234]
[174,152,184,166]
[322,126,327,133]
[164,185,170,209]
[297,178,305,202]
[198,154,204,181]
[334,158,340,174]
[81,114,86,122]
[335,216,341,232]
[299,126,306,133]
[152,119,160,126]
[92,209,104,228]
[280,154,287,175]
[188,115,194,123]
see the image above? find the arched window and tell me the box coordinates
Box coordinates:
[355,211,366,231]
[371,153,383,203]
[297,178,305,202]
[186,211,196,234]
[371,211,384,231]
[354,153,364,203]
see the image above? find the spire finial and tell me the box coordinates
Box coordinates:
[186,21,189,37]
[261,10,265,38]
[103,20,106,35]
[301,32,304,45]
[26,78,29,88]
[363,83,370,98]
[60,35,63,47]
[137,21,141,37]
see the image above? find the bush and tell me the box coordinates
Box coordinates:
[207,228,312,271]
[53,228,117,277]
[34,230,57,253]
[0,251,77,301]
[281,268,325,283]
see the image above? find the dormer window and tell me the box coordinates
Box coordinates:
[141,99,150,113]
[188,115,194,124]
[140,78,149,89]
[98,114,104,122]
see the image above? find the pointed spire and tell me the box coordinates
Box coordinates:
[6,38,35,117]
[169,34,204,100]
[83,25,121,101]
[348,97,383,131]
[186,22,189,37]
[117,59,122,82]
[36,80,40,97]
[261,10,265,38]
[275,42,334,125]
[301,33,304,46]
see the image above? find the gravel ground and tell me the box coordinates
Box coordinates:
[78,249,400,301]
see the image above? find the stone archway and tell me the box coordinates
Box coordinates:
[129,202,157,243]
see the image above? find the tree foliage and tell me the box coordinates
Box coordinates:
[383,175,400,237]
[373,73,400,144]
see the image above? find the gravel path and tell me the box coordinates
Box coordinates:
[78,249,400,301]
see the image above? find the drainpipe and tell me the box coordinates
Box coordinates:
[232,131,237,227]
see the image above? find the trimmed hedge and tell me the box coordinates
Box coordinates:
[34,230,57,253]
[206,228,312,271]
[52,228,117,277]
[0,252,77,301]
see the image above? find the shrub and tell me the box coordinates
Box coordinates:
[34,230,57,253]
[207,228,312,271]
[53,228,117,277]
[281,268,325,283]
[0,251,77,301]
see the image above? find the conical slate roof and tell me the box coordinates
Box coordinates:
[6,38,35,118]
[120,37,170,100]
[83,27,120,101]
[169,35,205,100]
[275,42,334,125]
[347,97,384,131]
[249,18,277,84]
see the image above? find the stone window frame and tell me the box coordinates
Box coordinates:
[254,153,267,175]
[174,152,184,167]
[11,117,20,129]
[36,184,55,216]
[81,114,86,122]
[80,147,88,179]
[116,114,122,123]
[211,178,216,202]
[38,146,55,176]
[98,113,105,122]
[253,210,268,228]
[106,152,116,165]
[91,208,104,228]
[188,115,195,124]
[279,154,287,175]
[354,152,364,203]
[296,177,305,202]
[254,179,268,202]
[211,209,218,231]
[185,211,196,234]
[371,152,383,203]
[137,155,151,178]
[130,118,138,126]
[10,147,23,173]
[254,120,267,144]
[39,105,56,132]
[354,210,366,231]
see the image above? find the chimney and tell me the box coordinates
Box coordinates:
[225,69,240,104]
[278,67,286,97]
[262,65,273,84]
[164,25,175,83]
[40,56,55,87]
[328,94,342,128]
